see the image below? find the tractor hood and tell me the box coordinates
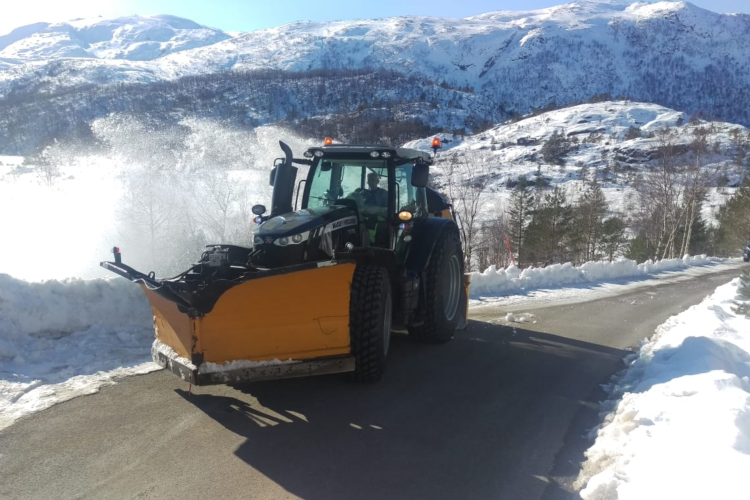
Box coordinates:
[255,205,358,239]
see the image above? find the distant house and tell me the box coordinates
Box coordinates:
[517,137,537,146]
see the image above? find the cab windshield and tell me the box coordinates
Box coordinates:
[306,159,417,216]
[307,159,388,214]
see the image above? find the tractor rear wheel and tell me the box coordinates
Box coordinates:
[349,265,392,382]
[409,227,463,344]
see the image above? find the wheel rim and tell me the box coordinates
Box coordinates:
[443,254,461,321]
[383,291,392,355]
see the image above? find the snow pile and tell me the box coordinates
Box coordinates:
[0,274,156,430]
[470,255,715,298]
[576,276,750,499]
[199,358,299,374]
[150,339,299,376]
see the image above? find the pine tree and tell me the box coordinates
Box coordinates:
[732,270,750,319]
[599,217,628,261]
[715,179,750,255]
[507,180,535,266]
[541,130,572,166]
[526,186,573,264]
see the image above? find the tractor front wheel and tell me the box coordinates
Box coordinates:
[409,228,463,344]
[349,265,392,382]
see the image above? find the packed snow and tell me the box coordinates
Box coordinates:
[199,358,300,374]
[470,255,718,299]
[152,338,195,370]
[575,276,750,500]
[0,273,155,431]
[152,338,300,374]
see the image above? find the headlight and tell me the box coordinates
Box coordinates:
[274,231,310,246]
[254,235,264,245]
[369,151,380,158]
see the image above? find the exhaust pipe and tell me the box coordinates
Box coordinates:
[271,141,298,217]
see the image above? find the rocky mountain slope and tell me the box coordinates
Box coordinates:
[1,1,749,130]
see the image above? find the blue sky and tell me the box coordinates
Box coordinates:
[2,0,749,35]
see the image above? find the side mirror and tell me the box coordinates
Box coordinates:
[412,164,429,188]
[269,167,277,186]
[252,204,266,216]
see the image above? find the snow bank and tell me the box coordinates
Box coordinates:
[576,276,750,499]
[0,274,156,430]
[470,255,715,298]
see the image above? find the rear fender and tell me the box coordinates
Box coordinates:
[404,217,468,330]
[404,217,456,273]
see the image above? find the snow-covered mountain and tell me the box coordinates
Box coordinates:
[406,100,748,219]
[1,1,749,127]
[0,15,228,62]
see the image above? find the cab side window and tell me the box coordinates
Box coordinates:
[395,165,415,212]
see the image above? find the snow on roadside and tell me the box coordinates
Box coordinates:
[575,275,750,499]
[0,274,156,430]
[470,255,718,299]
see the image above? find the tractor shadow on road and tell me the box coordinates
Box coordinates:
[177,320,629,500]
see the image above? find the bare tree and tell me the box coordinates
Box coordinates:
[117,169,179,270]
[25,144,63,187]
[577,176,608,261]
[439,153,492,271]
[191,169,242,243]
[680,128,711,256]
[634,127,686,260]
[476,214,511,271]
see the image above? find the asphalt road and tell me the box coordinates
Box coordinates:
[0,265,746,500]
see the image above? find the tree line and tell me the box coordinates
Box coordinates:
[0,68,500,155]
[439,124,750,272]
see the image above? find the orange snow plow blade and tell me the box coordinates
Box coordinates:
[145,262,356,385]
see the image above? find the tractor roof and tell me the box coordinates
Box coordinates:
[305,145,433,165]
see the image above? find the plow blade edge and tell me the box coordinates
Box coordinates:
[145,262,357,384]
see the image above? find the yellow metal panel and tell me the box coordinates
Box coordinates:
[429,209,453,220]
[199,263,355,363]
[142,286,193,359]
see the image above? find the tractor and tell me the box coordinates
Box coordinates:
[101,139,468,384]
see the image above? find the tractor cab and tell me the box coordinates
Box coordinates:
[301,145,431,247]
[250,142,435,268]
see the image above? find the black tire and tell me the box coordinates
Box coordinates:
[349,265,392,383]
[409,227,464,344]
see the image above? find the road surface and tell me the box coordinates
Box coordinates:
[0,264,746,500]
